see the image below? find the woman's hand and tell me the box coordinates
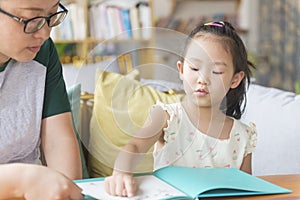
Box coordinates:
[22,165,83,200]
[104,171,136,197]
[0,164,83,200]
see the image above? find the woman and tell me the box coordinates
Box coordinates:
[0,0,83,199]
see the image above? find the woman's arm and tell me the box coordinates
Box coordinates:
[41,112,82,180]
[0,163,82,199]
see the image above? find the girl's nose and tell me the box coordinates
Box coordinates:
[197,79,208,85]
[197,71,210,85]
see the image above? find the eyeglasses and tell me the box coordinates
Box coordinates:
[0,3,68,34]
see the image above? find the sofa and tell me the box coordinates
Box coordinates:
[64,65,300,178]
[242,84,300,176]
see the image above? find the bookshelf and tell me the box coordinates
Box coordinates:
[154,0,247,35]
[149,0,249,82]
[52,0,154,68]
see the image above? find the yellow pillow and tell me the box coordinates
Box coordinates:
[88,69,184,177]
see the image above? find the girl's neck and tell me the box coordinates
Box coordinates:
[181,100,225,121]
[181,100,232,139]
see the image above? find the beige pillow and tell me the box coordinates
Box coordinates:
[88,69,184,177]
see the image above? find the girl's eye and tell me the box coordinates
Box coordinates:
[212,71,224,75]
[189,65,199,71]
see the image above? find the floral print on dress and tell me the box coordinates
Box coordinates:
[153,102,258,171]
[186,132,195,143]
[244,123,257,156]
[232,150,238,160]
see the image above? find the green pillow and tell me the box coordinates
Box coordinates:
[67,83,89,178]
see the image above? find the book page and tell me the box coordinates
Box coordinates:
[77,175,186,200]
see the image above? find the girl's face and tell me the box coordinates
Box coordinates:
[0,0,60,65]
[178,36,244,109]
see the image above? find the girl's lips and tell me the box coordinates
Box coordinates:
[195,89,208,96]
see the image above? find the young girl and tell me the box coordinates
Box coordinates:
[0,0,83,199]
[104,21,257,197]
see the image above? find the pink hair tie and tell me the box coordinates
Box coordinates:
[204,21,225,27]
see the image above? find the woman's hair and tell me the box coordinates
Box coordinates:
[180,21,255,119]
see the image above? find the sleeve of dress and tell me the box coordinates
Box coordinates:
[155,101,180,144]
[244,122,258,156]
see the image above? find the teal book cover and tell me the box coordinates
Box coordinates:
[154,166,292,198]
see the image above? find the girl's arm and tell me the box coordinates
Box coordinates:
[240,153,252,174]
[0,163,83,199]
[41,112,82,180]
[105,105,168,197]
[114,105,168,172]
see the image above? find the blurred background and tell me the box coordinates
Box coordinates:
[53,0,300,93]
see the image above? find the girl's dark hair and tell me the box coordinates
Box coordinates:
[180,21,255,119]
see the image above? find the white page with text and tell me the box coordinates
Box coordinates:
[77,175,186,200]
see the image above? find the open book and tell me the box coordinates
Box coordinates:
[76,166,291,200]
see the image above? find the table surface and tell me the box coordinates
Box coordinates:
[210,174,300,200]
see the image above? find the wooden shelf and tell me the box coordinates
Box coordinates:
[154,0,247,35]
[53,0,155,65]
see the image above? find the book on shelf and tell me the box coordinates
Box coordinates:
[106,6,123,38]
[121,9,133,38]
[89,5,102,39]
[137,2,152,39]
[53,0,152,41]
[75,166,291,200]
[129,5,141,39]
[88,1,151,40]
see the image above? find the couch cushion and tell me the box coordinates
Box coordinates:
[88,69,184,177]
[67,83,89,178]
[242,84,300,175]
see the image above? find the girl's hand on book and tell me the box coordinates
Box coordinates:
[104,171,137,197]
